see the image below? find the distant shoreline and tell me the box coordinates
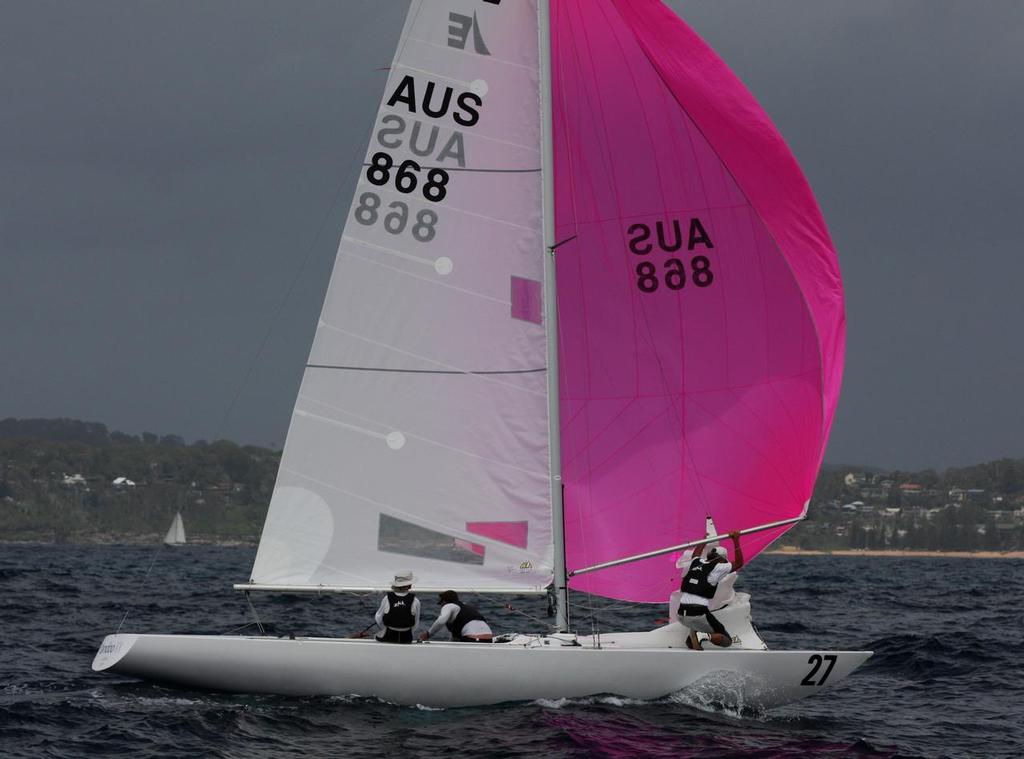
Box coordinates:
[767,547,1024,560]
[0,536,258,547]
[2,539,1022,559]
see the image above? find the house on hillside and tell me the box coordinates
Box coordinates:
[61,473,87,487]
[112,476,136,489]
[947,487,986,503]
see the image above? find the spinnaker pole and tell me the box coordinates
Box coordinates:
[538,0,569,633]
[568,516,806,578]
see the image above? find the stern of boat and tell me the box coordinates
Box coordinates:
[720,649,874,710]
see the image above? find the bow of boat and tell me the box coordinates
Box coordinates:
[92,633,139,673]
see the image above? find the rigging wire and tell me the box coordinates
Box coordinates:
[114,542,165,635]
[244,591,267,636]
[474,592,554,631]
[211,115,379,443]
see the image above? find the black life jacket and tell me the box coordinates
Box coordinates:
[681,556,720,600]
[383,591,416,629]
[445,602,487,640]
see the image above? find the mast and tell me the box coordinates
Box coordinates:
[538,0,569,633]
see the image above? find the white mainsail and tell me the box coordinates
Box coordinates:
[249,1,553,593]
[164,512,186,546]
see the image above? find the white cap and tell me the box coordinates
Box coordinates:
[391,570,414,589]
[708,546,728,560]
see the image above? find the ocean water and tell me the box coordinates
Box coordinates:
[1,545,1021,758]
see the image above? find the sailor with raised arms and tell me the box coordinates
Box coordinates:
[676,531,744,650]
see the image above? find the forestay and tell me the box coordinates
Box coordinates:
[551,0,845,602]
[249,1,555,593]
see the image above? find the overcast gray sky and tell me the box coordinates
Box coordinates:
[2,1,1022,471]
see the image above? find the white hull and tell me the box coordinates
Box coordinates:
[93,626,871,709]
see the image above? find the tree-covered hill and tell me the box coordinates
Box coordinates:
[0,418,279,542]
[1,417,1021,549]
[796,459,1024,551]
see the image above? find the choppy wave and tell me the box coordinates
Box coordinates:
[1,545,1021,758]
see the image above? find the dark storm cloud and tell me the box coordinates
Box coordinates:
[1,1,1021,469]
[1,1,408,447]
[670,1,1024,468]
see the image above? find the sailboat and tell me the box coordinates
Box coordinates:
[93,0,870,708]
[163,512,186,547]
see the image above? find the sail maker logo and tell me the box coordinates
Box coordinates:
[448,1,503,55]
[448,12,491,55]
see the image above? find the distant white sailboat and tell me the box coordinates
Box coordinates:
[94,0,870,709]
[163,512,186,546]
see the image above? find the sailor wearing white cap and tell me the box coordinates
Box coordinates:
[373,571,421,644]
[677,531,744,650]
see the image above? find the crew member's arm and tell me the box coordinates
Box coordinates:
[729,531,744,571]
[420,603,459,641]
[412,596,421,631]
[374,596,388,631]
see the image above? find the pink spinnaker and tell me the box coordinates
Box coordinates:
[551,0,845,602]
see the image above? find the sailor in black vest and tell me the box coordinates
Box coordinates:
[419,590,493,642]
[677,531,744,650]
[373,571,421,643]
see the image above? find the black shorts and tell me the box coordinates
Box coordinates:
[376,628,413,644]
[677,603,728,637]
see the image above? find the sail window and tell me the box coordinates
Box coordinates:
[377,514,485,564]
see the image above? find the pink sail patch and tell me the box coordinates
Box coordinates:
[466,521,529,549]
[510,276,542,324]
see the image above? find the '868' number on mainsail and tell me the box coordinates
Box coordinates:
[355,193,437,243]
[367,152,449,202]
